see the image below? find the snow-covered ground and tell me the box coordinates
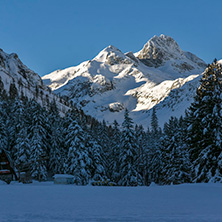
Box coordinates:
[1,182,222,222]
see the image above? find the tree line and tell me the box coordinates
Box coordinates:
[0,60,222,185]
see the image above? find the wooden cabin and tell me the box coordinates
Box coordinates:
[53,174,75,184]
[0,149,17,184]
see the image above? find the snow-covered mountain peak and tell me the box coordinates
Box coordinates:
[94,45,134,66]
[148,34,181,52]
[134,34,206,71]
[42,36,207,127]
[106,45,120,51]
[135,34,182,66]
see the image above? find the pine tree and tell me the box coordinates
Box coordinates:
[0,111,7,151]
[49,119,64,175]
[147,141,162,185]
[93,120,110,173]
[29,102,48,181]
[151,107,159,136]
[9,98,26,158]
[14,127,31,172]
[86,135,106,182]
[135,124,147,185]
[119,109,141,186]
[187,61,222,182]
[48,100,64,175]
[65,120,91,185]
[109,120,121,183]
[146,109,162,185]
[160,117,191,185]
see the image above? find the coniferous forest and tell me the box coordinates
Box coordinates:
[1,60,222,186]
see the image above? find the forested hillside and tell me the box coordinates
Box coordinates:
[1,60,222,185]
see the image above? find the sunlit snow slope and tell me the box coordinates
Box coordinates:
[42,35,206,127]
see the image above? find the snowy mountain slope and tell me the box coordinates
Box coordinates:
[42,35,206,127]
[0,48,69,113]
[130,74,202,127]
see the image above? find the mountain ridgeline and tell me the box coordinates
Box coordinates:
[42,34,207,127]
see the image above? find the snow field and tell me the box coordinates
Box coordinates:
[1,182,222,222]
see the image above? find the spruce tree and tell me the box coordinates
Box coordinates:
[151,107,159,136]
[135,124,147,185]
[187,61,222,182]
[29,102,48,181]
[65,120,91,185]
[109,120,121,183]
[147,108,162,185]
[0,113,7,151]
[160,117,191,185]
[48,100,64,175]
[86,135,106,182]
[49,120,64,175]
[14,127,31,172]
[119,109,141,186]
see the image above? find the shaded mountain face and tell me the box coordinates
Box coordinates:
[0,48,69,113]
[0,49,43,89]
[42,35,207,127]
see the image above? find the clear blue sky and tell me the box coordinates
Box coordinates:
[0,0,221,76]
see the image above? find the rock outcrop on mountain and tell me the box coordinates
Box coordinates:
[42,35,207,127]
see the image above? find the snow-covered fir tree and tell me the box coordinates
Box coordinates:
[65,120,91,185]
[160,116,191,185]
[9,98,26,158]
[109,120,121,183]
[146,109,162,185]
[92,119,111,173]
[0,106,7,151]
[86,135,106,182]
[151,107,159,135]
[28,101,48,181]
[135,124,147,185]
[14,127,31,172]
[48,101,65,175]
[187,60,222,182]
[119,109,141,186]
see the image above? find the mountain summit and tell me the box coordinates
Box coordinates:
[135,34,206,70]
[42,35,206,127]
